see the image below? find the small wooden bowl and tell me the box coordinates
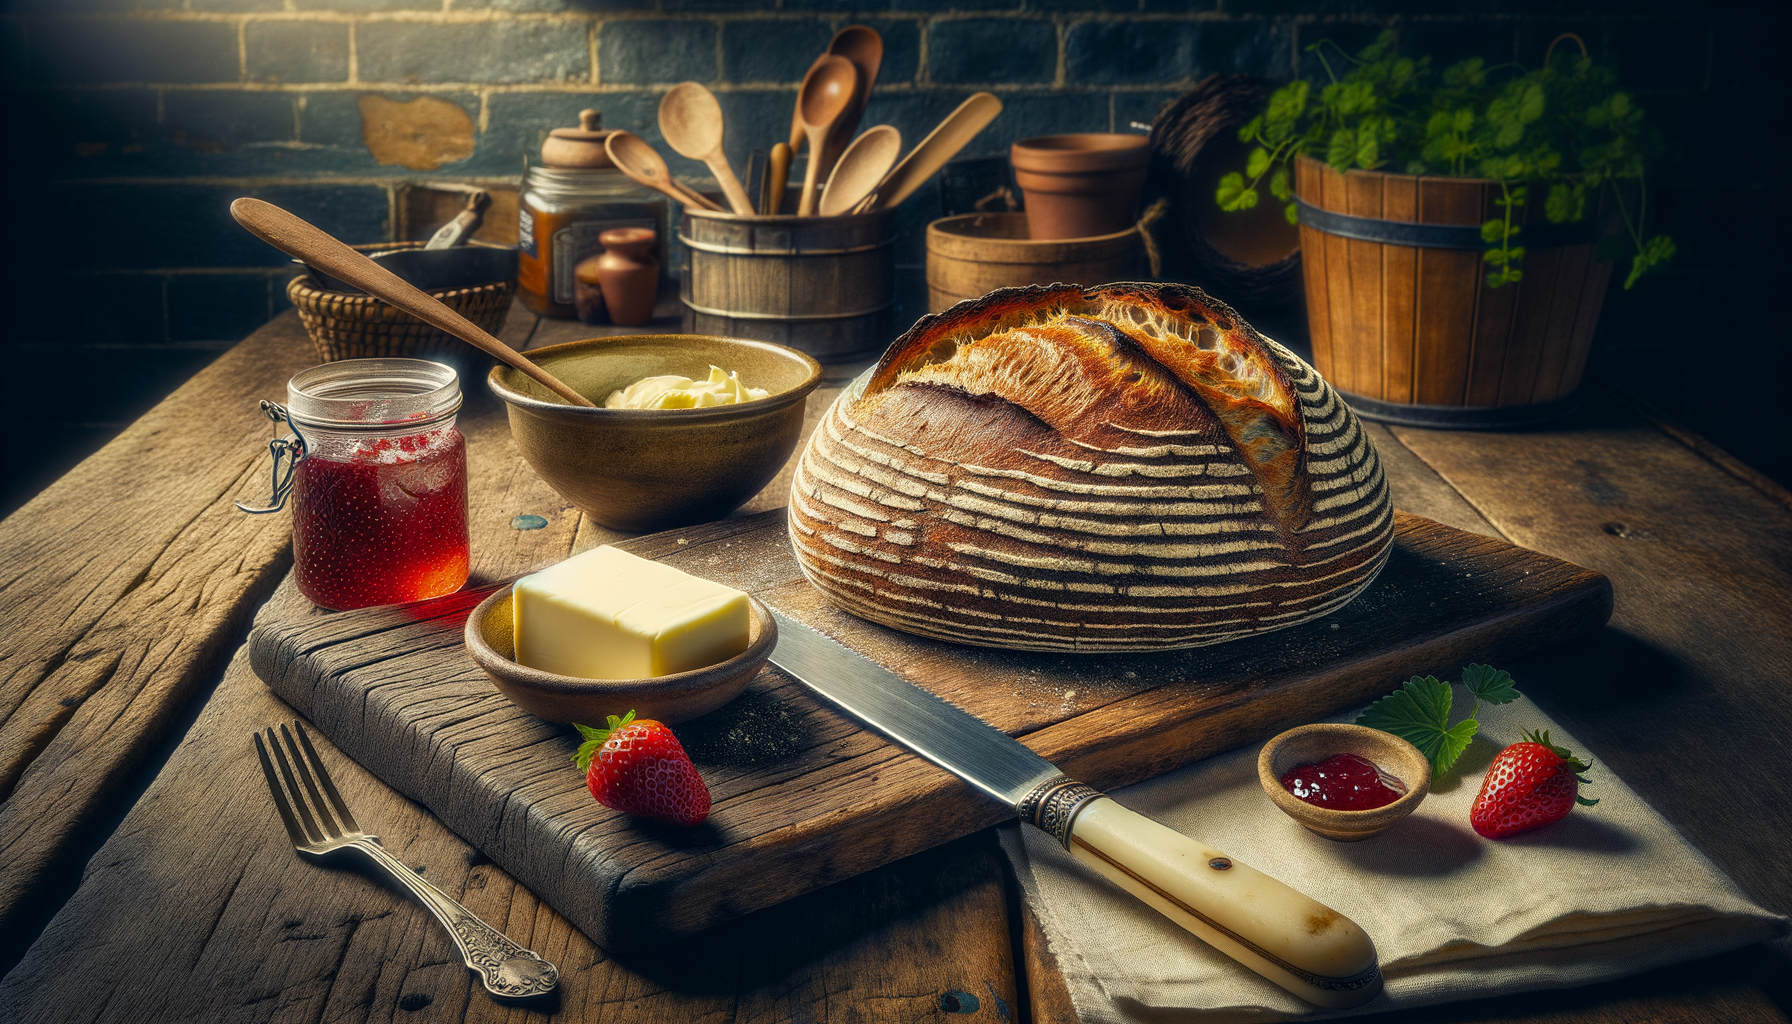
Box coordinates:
[464,584,777,726]
[1258,724,1431,841]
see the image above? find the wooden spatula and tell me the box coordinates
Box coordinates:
[231,198,596,408]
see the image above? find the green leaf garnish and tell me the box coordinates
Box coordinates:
[1461,663,1519,705]
[1356,666,1525,777]
[1356,676,1478,777]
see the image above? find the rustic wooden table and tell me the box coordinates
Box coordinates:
[1,299,1788,1023]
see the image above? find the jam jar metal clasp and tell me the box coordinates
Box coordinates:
[236,400,307,514]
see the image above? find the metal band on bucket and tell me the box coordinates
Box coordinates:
[1295,199,1604,250]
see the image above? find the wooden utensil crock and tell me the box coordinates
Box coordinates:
[678,204,895,360]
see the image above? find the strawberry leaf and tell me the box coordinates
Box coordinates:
[570,711,637,772]
[1356,676,1478,776]
[1461,663,1520,704]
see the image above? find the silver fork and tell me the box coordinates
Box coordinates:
[254,721,559,999]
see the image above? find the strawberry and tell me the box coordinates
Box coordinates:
[572,711,711,826]
[1470,730,1597,839]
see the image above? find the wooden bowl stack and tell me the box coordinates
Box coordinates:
[287,242,515,363]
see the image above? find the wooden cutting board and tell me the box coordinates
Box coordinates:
[248,509,1610,950]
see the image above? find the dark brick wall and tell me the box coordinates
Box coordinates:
[3,0,1789,513]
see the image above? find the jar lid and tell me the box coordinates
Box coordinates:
[286,358,462,431]
[542,109,618,169]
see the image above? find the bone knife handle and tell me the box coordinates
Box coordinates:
[1020,779,1382,1009]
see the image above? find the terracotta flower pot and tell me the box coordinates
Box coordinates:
[1010,133,1149,241]
[1294,154,1616,428]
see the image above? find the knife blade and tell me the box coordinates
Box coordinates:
[767,610,1383,1009]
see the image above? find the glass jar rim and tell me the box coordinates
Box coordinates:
[286,358,462,432]
[525,164,651,201]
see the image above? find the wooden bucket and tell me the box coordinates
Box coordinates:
[926,212,1144,313]
[1294,154,1614,428]
[679,206,895,361]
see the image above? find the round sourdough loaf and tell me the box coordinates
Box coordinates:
[788,282,1393,651]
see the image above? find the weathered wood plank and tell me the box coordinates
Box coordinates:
[247,509,1611,950]
[0,323,309,942]
[0,300,542,958]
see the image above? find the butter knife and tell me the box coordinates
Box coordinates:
[767,610,1382,1008]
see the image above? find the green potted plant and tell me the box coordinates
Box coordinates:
[1217,32,1672,426]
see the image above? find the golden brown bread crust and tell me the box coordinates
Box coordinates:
[789,282,1392,651]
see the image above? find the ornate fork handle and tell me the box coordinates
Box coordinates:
[344,837,559,998]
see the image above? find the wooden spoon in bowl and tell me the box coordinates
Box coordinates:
[659,82,755,216]
[795,56,856,216]
[230,198,596,407]
[605,131,725,213]
[819,125,900,217]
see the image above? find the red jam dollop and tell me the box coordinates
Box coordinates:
[292,424,469,610]
[1280,753,1405,810]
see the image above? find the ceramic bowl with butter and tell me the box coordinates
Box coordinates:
[488,334,822,531]
[465,582,777,726]
[1258,723,1431,841]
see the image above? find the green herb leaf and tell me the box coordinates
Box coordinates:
[1283,201,1299,225]
[1246,146,1271,179]
[1624,233,1677,289]
[1269,167,1291,201]
[1326,128,1356,169]
[1461,663,1520,704]
[1216,171,1258,211]
[1481,219,1507,244]
[1356,676,1478,776]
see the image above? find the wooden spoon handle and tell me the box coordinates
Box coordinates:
[797,127,826,216]
[671,179,726,212]
[870,92,1003,213]
[230,198,596,408]
[706,155,755,216]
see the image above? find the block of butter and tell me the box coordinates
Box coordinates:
[513,545,750,679]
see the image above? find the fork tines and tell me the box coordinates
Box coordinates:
[254,721,361,848]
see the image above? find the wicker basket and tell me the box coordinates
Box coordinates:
[287,242,516,363]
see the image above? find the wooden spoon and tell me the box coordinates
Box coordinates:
[818,25,883,179]
[230,198,596,408]
[866,92,1004,212]
[788,25,883,160]
[605,131,725,213]
[766,142,791,216]
[658,82,755,216]
[795,56,856,216]
[819,125,900,217]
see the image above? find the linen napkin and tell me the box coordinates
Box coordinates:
[1001,697,1787,1023]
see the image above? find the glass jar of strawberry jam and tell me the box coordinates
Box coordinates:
[238,359,469,610]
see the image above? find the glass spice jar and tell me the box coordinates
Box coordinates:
[238,358,469,611]
[518,109,668,320]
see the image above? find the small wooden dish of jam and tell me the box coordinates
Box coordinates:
[1257,724,1431,841]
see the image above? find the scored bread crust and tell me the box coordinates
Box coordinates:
[788,282,1393,652]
